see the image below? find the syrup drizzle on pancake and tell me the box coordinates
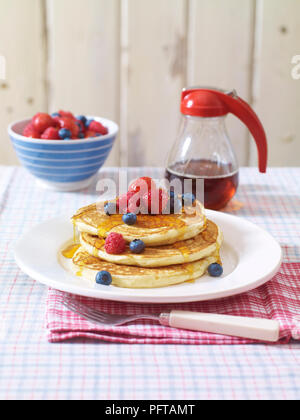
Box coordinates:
[96,213,187,238]
[78,219,222,270]
[64,199,223,288]
[61,244,81,259]
[72,201,206,246]
[72,220,78,243]
[173,242,192,263]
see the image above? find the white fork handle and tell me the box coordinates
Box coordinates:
[165,311,280,342]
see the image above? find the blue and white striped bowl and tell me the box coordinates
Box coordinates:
[8,116,118,191]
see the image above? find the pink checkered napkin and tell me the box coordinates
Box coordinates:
[46,262,300,344]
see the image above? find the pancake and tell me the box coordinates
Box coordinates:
[72,201,206,246]
[71,247,220,289]
[80,219,223,268]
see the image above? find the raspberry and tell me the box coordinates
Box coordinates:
[105,233,126,255]
[129,177,156,194]
[89,120,108,135]
[58,110,75,120]
[32,113,55,133]
[41,127,60,140]
[23,122,40,138]
[56,117,80,138]
[142,188,168,214]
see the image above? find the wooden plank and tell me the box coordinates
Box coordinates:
[124,0,188,167]
[46,0,120,166]
[250,0,300,167]
[0,0,47,165]
[187,0,255,166]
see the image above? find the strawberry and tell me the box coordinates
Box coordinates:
[52,117,61,128]
[142,188,168,214]
[129,177,156,195]
[41,127,60,140]
[158,188,169,213]
[23,122,40,139]
[141,190,155,214]
[85,130,98,138]
[89,120,108,135]
[117,191,141,214]
[127,199,141,215]
[32,113,55,133]
[58,110,75,120]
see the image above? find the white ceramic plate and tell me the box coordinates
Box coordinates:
[14,211,282,303]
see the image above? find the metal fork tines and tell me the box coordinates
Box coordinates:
[62,296,160,326]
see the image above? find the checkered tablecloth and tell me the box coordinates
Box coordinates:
[0,166,299,400]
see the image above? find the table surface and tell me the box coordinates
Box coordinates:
[0,166,299,400]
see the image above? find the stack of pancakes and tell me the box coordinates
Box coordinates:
[69,201,223,289]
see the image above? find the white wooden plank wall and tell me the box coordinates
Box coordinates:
[187,0,255,166]
[250,0,300,167]
[46,0,120,166]
[0,0,299,168]
[124,0,188,167]
[0,0,47,165]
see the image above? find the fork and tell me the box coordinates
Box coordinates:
[62,295,280,342]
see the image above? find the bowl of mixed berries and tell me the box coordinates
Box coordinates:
[8,110,118,191]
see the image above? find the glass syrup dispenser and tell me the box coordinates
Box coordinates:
[166,87,268,210]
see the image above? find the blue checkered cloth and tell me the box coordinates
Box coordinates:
[0,166,299,400]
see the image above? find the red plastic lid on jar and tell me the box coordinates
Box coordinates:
[181,88,229,117]
[180,87,268,174]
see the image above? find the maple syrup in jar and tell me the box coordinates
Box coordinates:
[166,87,268,210]
[166,111,239,210]
[165,159,239,210]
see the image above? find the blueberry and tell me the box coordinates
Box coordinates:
[104,202,116,216]
[51,112,61,118]
[130,239,145,254]
[96,271,112,286]
[77,115,87,125]
[208,263,223,277]
[168,197,182,214]
[78,132,85,139]
[169,190,176,199]
[59,128,72,140]
[122,213,137,226]
[85,119,93,128]
[182,193,196,206]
